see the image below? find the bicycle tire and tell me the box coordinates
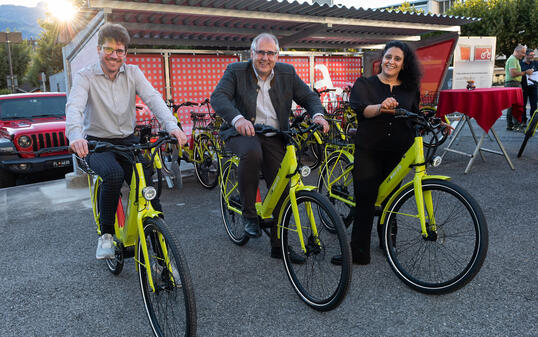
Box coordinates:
[194,134,219,189]
[94,179,125,275]
[517,109,538,158]
[383,179,488,294]
[281,191,352,311]
[138,217,197,337]
[317,152,354,231]
[220,160,249,245]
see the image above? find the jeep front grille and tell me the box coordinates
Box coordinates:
[30,132,68,151]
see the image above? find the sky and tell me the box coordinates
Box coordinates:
[0,0,404,9]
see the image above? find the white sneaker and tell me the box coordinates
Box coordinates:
[96,234,115,260]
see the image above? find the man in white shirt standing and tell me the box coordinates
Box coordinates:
[66,23,187,259]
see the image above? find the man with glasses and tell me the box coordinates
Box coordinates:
[520,49,537,128]
[66,23,187,260]
[505,44,533,131]
[211,33,329,264]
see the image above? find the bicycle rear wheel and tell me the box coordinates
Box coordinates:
[383,179,488,294]
[317,152,354,231]
[138,217,197,337]
[281,191,352,311]
[194,134,218,189]
[220,160,249,245]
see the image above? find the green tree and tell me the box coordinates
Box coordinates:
[25,19,66,87]
[389,1,425,13]
[447,0,538,57]
[25,0,86,87]
[0,35,32,90]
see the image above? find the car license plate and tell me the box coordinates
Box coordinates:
[53,159,71,168]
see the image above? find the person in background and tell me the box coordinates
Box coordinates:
[332,41,421,266]
[66,23,187,260]
[505,45,533,131]
[520,48,537,128]
[211,33,329,264]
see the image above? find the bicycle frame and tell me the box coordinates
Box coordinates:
[87,151,172,293]
[376,136,450,238]
[220,134,320,253]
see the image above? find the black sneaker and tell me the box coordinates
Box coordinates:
[243,217,262,238]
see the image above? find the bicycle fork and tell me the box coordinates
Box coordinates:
[288,177,321,254]
[413,168,437,239]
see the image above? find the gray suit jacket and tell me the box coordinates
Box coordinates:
[210,60,324,141]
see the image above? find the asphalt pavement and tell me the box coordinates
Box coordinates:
[0,117,537,337]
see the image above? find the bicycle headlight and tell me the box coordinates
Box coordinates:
[432,156,442,167]
[17,135,32,148]
[300,165,311,177]
[142,186,157,201]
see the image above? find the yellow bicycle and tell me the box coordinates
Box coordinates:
[317,108,488,294]
[219,123,352,311]
[76,133,196,337]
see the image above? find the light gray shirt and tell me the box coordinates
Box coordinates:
[254,70,280,129]
[65,62,178,141]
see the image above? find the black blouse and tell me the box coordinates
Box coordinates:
[349,75,420,153]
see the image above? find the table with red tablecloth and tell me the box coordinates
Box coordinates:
[436,87,524,173]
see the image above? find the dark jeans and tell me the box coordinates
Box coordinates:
[226,134,286,247]
[86,134,161,235]
[505,81,522,128]
[351,147,402,255]
[522,85,538,123]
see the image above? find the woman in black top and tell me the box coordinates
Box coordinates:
[333,41,422,265]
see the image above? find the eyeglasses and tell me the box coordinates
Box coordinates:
[101,46,126,57]
[255,50,278,57]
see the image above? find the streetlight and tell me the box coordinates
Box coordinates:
[0,32,23,93]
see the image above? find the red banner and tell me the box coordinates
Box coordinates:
[416,38,457,96]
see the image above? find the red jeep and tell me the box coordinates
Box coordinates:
[0,92,71,188]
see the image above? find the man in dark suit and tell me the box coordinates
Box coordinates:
[211,33,328,262]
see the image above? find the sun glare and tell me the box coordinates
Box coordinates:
[46,0,78,22]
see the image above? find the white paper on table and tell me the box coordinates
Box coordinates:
[527,71,538,86]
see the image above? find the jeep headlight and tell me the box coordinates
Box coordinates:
[0,138,16,153]
[17,135,32,148]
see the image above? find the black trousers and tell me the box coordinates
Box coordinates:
[522,85,538,123]
[86,134,161,235]
[226,134,286,247]
[351,147,403,255]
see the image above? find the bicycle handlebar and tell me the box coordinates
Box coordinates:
[87,132,177,154]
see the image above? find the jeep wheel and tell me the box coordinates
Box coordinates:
[0,169,16,188]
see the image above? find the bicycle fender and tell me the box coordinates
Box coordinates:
[379,175,450,224]
[276,185,317,239]
[327,149,354,164]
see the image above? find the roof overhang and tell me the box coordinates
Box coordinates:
[85,0,478,50]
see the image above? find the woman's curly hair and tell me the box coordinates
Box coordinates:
[379,41,422,91]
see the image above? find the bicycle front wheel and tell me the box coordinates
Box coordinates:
[383,179,488,294]
[220,159,249,245]
[194,134,218,189]
[138,217,197,337]
[281,191,352,311]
